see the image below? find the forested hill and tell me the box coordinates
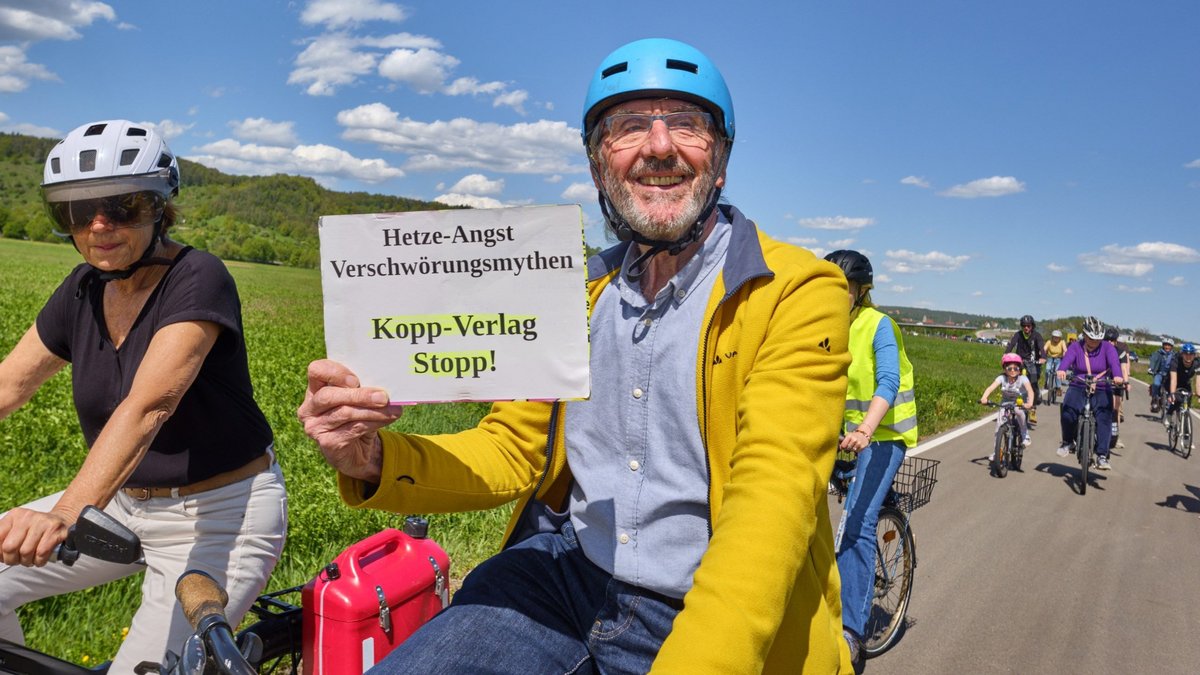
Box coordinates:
[0,132,453,268]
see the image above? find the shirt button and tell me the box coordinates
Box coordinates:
[629,460,640,471]
[618,533,630,544]
[633,388,643,399]
[675,289,686,300]
[642,317,653,327]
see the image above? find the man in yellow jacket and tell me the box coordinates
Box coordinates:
[299,38,853,674]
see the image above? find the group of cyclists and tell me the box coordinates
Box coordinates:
[984,314,1199,470]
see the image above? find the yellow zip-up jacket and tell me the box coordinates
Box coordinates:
[338,206,853,674]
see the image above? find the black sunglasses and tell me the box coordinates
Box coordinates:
[47,191,164,234]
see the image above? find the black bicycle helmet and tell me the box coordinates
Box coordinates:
[1103,327,1119,342]
[824,249,873,287]
[1020,314,1035,328]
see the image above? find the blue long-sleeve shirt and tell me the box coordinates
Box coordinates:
[871,315,901,404]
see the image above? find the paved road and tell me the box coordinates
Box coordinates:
[837,382,1200,674]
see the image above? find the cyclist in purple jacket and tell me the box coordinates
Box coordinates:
[1054,316,1125,470]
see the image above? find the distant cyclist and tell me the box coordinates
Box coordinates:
[1149,338,1176,413]
[1055,317,1125,470]
[1005,315,1046,423]
[979,353,1035,452]
[1044,329,1067,400]
[1165,343,1198,447]
[1104,327,1131,448]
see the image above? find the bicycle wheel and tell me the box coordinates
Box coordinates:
[1182,413,1192,459]
[1168,409,1181,452]
[1078,415,1094,495]
[862,508,915,658]
[1047,381,1058,406]
[992,427,1008,478]
[239,610,303,674]
[1010,426,1023,471]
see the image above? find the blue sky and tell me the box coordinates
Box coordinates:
[1,0,1197,340]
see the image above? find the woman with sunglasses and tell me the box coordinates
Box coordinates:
[0,120,286,671]
[980,353,1036,453]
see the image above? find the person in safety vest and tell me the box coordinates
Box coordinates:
[824,249,918,670]
[300,38,854,674]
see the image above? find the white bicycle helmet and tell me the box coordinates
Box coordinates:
[1081,316,1105,340]
[1051,329,1063,338]
[43,120,179,204]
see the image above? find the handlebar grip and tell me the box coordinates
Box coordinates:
[175,570,230,629]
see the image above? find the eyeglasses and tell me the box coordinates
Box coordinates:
[46,191,164,234]
[1004,365,1021,371]
[597,111,715,151]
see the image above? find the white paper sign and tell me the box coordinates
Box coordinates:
[319,205,590,403]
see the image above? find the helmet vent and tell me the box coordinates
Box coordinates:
[84,124,106,136]
[601,62,628,79]
[126,126,148,137]
[119,149,139,166]
[666,59,698,74]
[50,157,61,174]
[79,150,97,172]
[157,153,174,169]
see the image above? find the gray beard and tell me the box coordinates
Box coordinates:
[601,157,717,242]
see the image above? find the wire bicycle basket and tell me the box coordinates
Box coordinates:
[828,451,941,514]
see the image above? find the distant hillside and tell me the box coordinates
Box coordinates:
[0,132,453,267]
[881,305,1178,346]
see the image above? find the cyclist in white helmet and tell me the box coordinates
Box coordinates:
[1055,316,1125,470]
[1149,338,1176,413]
[0,121,286,672]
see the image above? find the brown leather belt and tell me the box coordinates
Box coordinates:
[122,454,272,501]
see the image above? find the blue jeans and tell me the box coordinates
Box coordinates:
[1044,358,1062,391]
[1151,372,1165,400]
[835,439,905,637]
[368,520,680,674]
[1060,387,1113,459]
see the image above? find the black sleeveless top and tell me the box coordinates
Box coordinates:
[36,247,272,487]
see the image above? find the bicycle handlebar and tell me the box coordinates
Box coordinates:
[172,570,256,675]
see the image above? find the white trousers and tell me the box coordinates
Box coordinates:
[0,462,287,674]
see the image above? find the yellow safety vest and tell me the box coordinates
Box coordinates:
[846,307,919,448]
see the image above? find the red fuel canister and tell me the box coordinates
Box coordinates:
[301,517,449,673]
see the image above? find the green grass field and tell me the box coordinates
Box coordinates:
[0,238,1001,664]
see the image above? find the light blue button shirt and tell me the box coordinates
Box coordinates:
[565,215,731,598]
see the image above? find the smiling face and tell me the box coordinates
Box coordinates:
[70,208,157,272]
[592,97,725,241]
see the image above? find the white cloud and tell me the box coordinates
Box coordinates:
[0,45,58,92]
[448,174,503,196]
[1168,276,1186,287]
[443,76,505,96]
[827,238,855,248]
[786,236,819,246]
[1115,284,1153,293]
[544,175,563,184]
[1101,241,1200,263]
[190,138,404,183]
[145,119,193,142]
[1077,252,1153,277]
[883,249,970,273]
[0,111,58,137]
[874,273,892,284]
[434,193,504,208]
[492,89,529,114]
[561,182,594,202]
[939,176,1026,198]
[900,175,930,188]
[288,33,382,96]
[1046,263,1069,273]
[0,1,115,41]
[300,0,407,29]
[378,47,459,94]
[1185,159,1200,169]
[1063,288,1074,295]
[230,118,299,146]
[337,102,584,174]
[972,290,984,297]
[795,215,875,231]
[889,285,913,293]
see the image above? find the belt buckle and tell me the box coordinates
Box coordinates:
[132,487,152,501]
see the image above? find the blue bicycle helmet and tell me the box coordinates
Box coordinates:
[581,38,735,143]
[1182,342,1197,355]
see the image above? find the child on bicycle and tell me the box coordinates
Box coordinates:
[980,353,1035,452]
